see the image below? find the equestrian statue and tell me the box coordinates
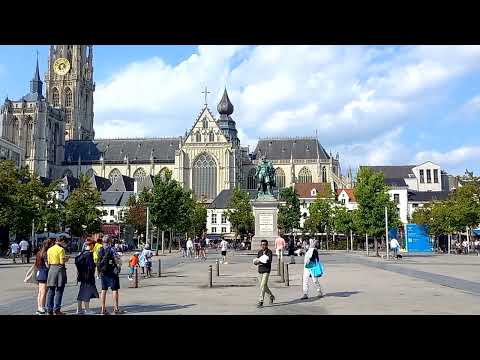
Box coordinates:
[255,156,276,199]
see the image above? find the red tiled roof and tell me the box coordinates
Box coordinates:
[294,182,330,198]
[336,188,356,202]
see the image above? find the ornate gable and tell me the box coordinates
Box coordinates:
[184,106,228,144]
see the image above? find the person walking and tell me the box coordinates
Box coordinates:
[200,237,207,260]
[142,243,153,278]
[34,238,55,315]
[462,239,469,255]
[287,236,296,264]
[186,238,194,258]
[19,239,30,264]
[301,246,324,300]
[10,241,20,263]
[46,237,69,315]
[253,240,275,308]
[474,238,480,256]
[194,237,200,259]
[138,250,146,276]
[275,233,286,263]
[180,238,187,258]
[220,238,229,264]
[75,239,99,315]
[390,237,400,259]
[98,237,124,315]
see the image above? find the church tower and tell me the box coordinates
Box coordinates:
[44,45,95,141]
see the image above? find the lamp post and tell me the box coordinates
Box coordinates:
[385,206,389,260]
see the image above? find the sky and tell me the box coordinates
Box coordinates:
[0,45,479,176]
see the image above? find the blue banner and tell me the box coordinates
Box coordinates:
[405,224,432,253]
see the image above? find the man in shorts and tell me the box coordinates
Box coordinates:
[98,237,124,315]
[220,238,229,264]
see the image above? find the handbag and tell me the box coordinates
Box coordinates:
[24,265,37,284]
[308,261,324,278]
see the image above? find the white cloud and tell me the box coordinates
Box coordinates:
[94,45,480,172]
[95,119,148,139]
[414,146,480,170]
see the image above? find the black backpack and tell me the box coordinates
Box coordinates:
[75,251,88,282]
[98,247,119,274]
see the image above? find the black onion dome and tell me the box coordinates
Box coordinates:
[217,88,234,116]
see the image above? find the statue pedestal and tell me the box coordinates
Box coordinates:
[251,196,280,251]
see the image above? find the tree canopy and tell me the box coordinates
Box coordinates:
[277,187,301,234]
[224,187,254,239]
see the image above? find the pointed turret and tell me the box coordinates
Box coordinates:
[216,88,238,145]
[29,53,43,97]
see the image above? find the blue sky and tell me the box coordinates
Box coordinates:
[1,45,479,176]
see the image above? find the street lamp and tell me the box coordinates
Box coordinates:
[385,206,389,260]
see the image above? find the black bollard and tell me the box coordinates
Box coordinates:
[134,267,139,288]
[215,259,220,277]
[277,257,281,275]
[285,263,289,286]
[208,265,213,288]
[158,258,161,278]
[280,261,285,283]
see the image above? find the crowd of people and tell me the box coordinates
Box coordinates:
[454,239,480,255]
[30,233,125,315]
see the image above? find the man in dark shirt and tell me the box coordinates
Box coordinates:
[98,238,124,315]
[253,240,275,308]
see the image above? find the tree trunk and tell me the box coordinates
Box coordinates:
[374,236,378,257]
[169,229,172,253]
[161,231,165,254]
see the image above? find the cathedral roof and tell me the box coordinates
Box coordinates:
[217,88,234,116]
[107,175,135,192]
[136,175,155,193]
[101,191,134,206]
[252,138,329,161]
[64,138,180,164]
[90,175,112,192]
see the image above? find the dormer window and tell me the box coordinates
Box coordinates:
[196,132,201,142]
[311,189,316,197]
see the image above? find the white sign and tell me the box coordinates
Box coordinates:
[259,214,274,233]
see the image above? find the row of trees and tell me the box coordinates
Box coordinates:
[124,169,207,252]
[278,167,401,255]
[412,178,480,244]
[0,161,103,249]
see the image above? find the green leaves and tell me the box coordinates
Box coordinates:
[277,187,301,233]
[64,173,103,236]
[225,187,254,238]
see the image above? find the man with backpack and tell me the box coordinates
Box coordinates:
[97,237,124,315]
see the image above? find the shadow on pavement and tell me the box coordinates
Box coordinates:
[323,291,361,298]
[121,303,195,314]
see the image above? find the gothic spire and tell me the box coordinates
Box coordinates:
[217,88,234,117]
[30,52,43,97]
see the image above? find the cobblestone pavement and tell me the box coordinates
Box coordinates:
[1,250,479,315]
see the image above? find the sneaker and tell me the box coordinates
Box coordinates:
[269,295,275,304]
[76,309,84,315]
[47,310,54,315]
[256,301,263,308]
[54,310,66,315]
[36,308,46,315]
[113,308,125,315]
[300,294,309,300]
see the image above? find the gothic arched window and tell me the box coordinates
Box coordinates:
[52,88,60,107]
[322,166,327,183]
[158,167,168,181]
[11,117,19,145]
[133,167,147,182]
[209,132,215,142]
[203,117,208,129]
[298,167,312,183]
[192,153,217,201]
[64,88,73,107]
[275,167,286,189]
[196,132,202,142]
[24,117,34,158]
[65,109,72,124]
[109,168,122,183]
[247,168,257,190]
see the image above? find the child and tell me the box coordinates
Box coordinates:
[128,252,139,280]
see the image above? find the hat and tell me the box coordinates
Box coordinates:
[134,252,140,256]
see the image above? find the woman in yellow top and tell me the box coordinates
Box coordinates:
[46,237,68,315]
[93,238,103,279]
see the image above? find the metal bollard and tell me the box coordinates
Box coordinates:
[280,261,285,283]
[158,258,161,278]
[208,265,213,288]
[134,267,139,288]
[215,259,220,277]
[285,263,289,286]
[277,257,281,275]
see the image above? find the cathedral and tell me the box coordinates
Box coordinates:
[0,45,352,202]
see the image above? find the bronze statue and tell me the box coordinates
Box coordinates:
[255,156,276,198]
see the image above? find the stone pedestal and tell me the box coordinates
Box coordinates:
[251,196,281,251]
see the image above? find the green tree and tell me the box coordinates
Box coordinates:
[332,205,354,246]
[449,182,480,240]
[124,192,148,239]
[224,187,254,240]
[150,169,183,253]
[304,188,335,249]
[64,173,103,237]
[191,200,207,238]
[355,167,401,256]
[277,187,301,234]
